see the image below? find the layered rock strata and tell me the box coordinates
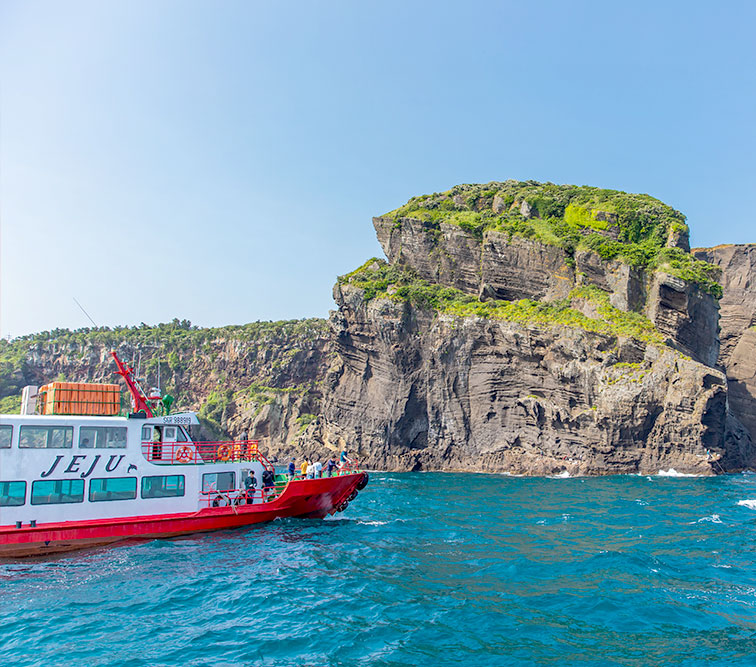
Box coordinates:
[316,283,736,475]
[693,245,756,440]
[373,216,720,367]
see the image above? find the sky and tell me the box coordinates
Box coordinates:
[1,0,755,339]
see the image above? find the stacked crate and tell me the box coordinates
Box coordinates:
[38,382,121,416]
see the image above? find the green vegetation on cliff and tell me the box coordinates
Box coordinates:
[383,181,722,296]
[0,318,330,409]
[340,260,664,345]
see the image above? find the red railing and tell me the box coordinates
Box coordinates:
[287,461,362,480]
[200,484,283,508]
[141,440,266,466]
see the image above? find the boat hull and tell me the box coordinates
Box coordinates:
[0,472,364,558]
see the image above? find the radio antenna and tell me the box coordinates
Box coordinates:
[73,297,98,328]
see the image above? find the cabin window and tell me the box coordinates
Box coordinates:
[163,426,176,440]
[0,425,12,448]
[79,426,128,449]
[31,479,85,505]
[176,427,188,442]
[141,426,152,441]
[89,477,137,502]
[20,426,73,449]
[202,472,235,493]
[141,475,185,499]
[0,481,26,506]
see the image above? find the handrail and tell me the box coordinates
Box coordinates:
[200,482,284,508]
[141,439,271,467]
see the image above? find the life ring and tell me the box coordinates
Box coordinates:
[357,473,369,490]
[217,445,231,462]
[175,446,193,463]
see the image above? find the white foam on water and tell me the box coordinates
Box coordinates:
[551,471,571,478]
[657,468,701,477]
[357,520,388,526]
[737,499,756,510]
[691,514,723,524]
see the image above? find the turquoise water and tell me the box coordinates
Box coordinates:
[3,472,756,666]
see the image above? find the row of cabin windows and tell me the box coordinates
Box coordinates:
[0,424,128,449]
[0,475,185,507]
[0,425,191,449]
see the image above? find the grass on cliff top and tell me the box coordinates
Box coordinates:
[382,180,722,297]
[340,261,664,344]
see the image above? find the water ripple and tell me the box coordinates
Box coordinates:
[3,473,756,665]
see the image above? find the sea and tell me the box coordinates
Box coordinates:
[3,472,756,666]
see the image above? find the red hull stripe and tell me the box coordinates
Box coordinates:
[0,473,363,558]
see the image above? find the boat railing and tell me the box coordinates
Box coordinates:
[200,483,285,508]
[141,439,265,466]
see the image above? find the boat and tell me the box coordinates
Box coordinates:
[0,351,368,558]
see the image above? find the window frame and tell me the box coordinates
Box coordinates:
[79,426,128,449]
[31,479,85,505]
[0,424,12,448]
[0,480,26,507]
[140,475,185,499]
[202,471,235,494]
[19,425,74,449]
[88,476,138,502]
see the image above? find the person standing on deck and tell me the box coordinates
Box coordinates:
[288,459,295,479]
[152,426,163,461]
[339,449,352,469]
[244,471,257,503]
[326,458,337,477]
[300,460,308,478]
[314,460,323,478]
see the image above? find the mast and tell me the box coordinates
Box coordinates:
[111,350,154,417]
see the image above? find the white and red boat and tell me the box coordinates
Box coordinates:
[0,352,368,558]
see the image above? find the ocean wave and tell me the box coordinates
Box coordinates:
[737,499,756,510]
[690,514,723,524]
[657,468,701,477]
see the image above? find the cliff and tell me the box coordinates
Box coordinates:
[693,245,756,442]
[315,182,752,474]
[2,181,755,475]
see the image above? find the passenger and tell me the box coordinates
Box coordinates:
[300,460,308,478]
[314,460,323,478]
[261,469,274,500]
[244,471,257,503]
[339,449,351,469]
[326,458,337,477]
[288,458,296,479]
[152,426,163,461]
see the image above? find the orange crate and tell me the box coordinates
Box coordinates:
[39,382,121,416]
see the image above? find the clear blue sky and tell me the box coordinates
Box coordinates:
[2,0,755,338]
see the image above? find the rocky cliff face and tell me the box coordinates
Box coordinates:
[3,182,755,475]
[373,214,720,367]
[316,283,734,475]
[693,245,756,442]
[314,182,753,474]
